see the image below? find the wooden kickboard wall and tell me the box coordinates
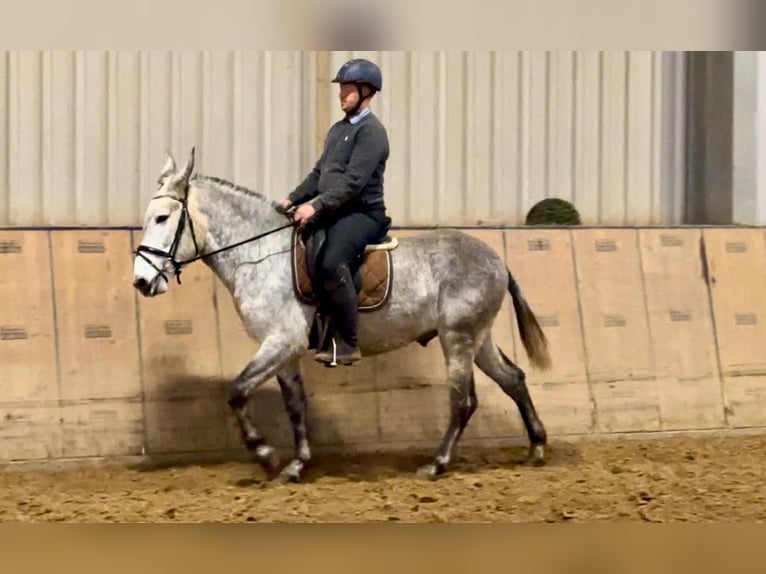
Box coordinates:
[0,226,764,466]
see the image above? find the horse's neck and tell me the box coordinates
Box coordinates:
[191,180,292,291]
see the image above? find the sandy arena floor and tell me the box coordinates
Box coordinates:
[2,433,766,522]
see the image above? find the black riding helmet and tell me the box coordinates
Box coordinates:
[332,58,382,117]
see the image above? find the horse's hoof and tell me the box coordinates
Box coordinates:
[271,459,304,486]
[415,463,444,481]
[267,472,296,488]
[529,443,546,466]
[254,445,280,472]
[271,473,299,487]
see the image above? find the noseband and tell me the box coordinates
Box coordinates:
[134,186,296,285]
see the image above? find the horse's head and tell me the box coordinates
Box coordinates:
[133,147,201,297]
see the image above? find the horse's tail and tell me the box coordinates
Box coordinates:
[507,269,552,371]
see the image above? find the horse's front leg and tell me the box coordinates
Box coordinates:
[271,358,311,484]
[226,335,305,474]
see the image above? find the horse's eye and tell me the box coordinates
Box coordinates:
[155,214,169,224]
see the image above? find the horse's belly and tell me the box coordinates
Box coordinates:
[355,238,440,355]
[357,294,438,355]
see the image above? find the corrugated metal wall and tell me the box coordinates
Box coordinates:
[326,51,673,226]
[0,51,680,228]
[0,51,317,227]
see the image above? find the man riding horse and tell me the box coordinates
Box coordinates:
[278,58,391,366]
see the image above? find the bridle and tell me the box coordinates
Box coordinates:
[134,184,296,285]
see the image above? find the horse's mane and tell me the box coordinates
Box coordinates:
[193,174,277,208]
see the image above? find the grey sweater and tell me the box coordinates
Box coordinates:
[288,111,389,213]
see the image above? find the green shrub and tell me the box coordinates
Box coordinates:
[524,198,582,226]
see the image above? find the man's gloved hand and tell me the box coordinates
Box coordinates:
[275,198,293,215]
[293,203,317,227]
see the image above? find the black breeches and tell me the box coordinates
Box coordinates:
[318,208,389,287]
[311,207,390,345]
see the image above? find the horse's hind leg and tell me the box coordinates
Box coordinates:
[416,329,479,480]
[474,334,547,464]
[273,358,311,483]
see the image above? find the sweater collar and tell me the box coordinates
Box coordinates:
[347,107,372,125]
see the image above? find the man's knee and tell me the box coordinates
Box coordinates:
[320,260,352,291]
[319,241,355,279]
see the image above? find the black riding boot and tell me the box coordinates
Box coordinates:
[315,264,362,366]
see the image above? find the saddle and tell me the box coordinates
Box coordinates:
[291,227,397,310]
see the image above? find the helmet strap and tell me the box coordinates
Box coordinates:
[346,84,374,119]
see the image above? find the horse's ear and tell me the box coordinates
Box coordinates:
[174,147,196,193]
[158,150,177,184]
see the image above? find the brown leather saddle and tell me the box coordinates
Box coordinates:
[290,227,397,311]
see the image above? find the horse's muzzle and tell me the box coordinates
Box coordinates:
[133,276,157,297]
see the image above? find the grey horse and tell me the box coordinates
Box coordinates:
[132,148,552,483]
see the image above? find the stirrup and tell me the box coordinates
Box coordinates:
[315,336,361,368]
[330,338,338,367]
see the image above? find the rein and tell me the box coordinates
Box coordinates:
[134,188,297,285]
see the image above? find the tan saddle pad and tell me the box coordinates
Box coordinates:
[291,229,394,312]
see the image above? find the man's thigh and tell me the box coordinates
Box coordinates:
[322,212,383,268]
